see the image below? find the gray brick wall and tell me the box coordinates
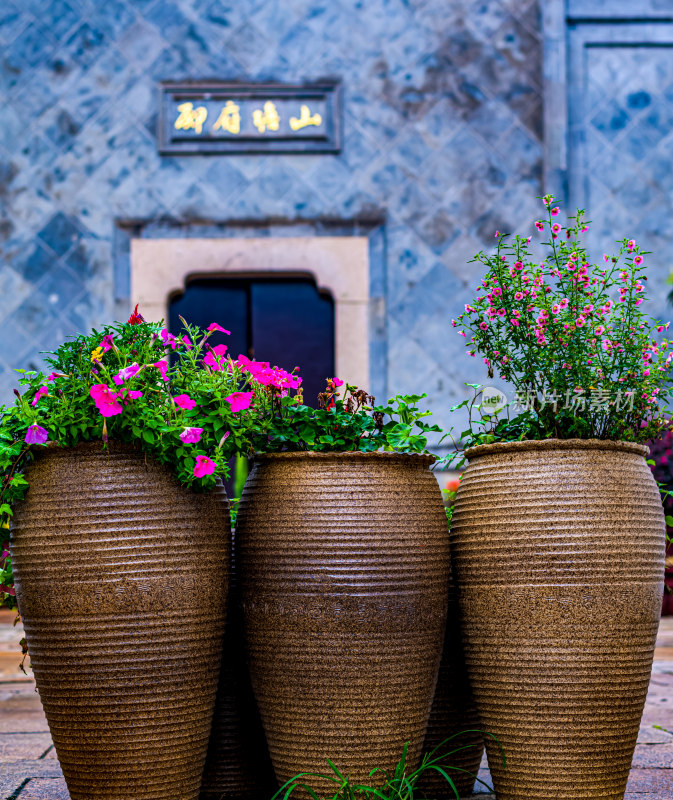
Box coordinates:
[0,0,544,437]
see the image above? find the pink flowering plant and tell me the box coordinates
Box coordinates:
[0,309,304,607]
[248,377,442,454]
[0,307,444,607]
[450,196,673,454]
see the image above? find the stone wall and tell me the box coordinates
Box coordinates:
[0,0,544,435]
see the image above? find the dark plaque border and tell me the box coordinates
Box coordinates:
[158,81,342,155]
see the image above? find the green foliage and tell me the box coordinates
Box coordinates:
[255,384,442,455]
[0,316,446,608]
[273,735,503,800]
[0,315,260,607]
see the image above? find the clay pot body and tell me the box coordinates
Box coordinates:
[450,439,666,800]
[10,442,230,800]
[200,530,276,800]
[420,580,484,798]
[236,452,450,787]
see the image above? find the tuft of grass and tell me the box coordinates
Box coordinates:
[273,732,504,800]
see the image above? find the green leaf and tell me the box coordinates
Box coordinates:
[142,430,155,444]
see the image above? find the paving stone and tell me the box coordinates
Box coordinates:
[14,776,70,799]
[632,743,673,769]
[626,768,673,793]
[0,733,53,763]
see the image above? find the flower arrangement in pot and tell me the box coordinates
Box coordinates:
[0,309,265,800]
[232,376,453,792]
[447,196,671,800]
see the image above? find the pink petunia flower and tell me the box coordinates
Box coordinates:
[180,427,203,444]
[514,292,523,301]
[181,335,193,351]
[31,385,48,406]
[634,255,643,265]
[551,207,559,216]
[173,394,197,410]
[25,424,48,445]
[628,239,635,251]
[194,455,217,478]
[113,363,141,386]
[99,334,114,353]
[510,319,520,327]
[204,344,228,371]
[90,384,123,417]
[160,329,177,350]
[535,221,544,231]
[225,391,254,412]
[552,223,561,234]
[207,323,232,334]
[575,317,585,327]
[152,360,169,382]
[127,390,143,400]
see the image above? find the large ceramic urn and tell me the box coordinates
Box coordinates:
[450,439,666,800]
[10,442,230,800]
[235,452,451,788]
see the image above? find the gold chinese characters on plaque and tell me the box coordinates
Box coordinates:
[159,82,341,155]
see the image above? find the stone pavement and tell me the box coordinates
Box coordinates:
[1,611,672,800]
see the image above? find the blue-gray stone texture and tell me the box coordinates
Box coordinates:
[1,0,672,439]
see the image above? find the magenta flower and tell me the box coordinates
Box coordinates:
[207,323,232,334]
[173,394,196,410]
[535,221,544,231]
[127,390,143,400]
[152,360,169,382]
[181,335,193,351]
[551,207,559,216]
[47,373,61,383]
[90,384,123,417]
[180,427,203,444]
[194,455,216,478]
[31,385,48,406]
[634,255,643,265]
[159,329,177,350]
[225,391,254,412]
[552,223,561,234]
[514,292,523,301]
[113,363,140,386]
[330,377,344,388]
[628,239,635,251]
[204,344,228,371]
[99,334,114,353]
[25,424,48,445]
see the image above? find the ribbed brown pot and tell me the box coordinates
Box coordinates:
[235,452,450,787]
[450,439,666,800]
[10,442,230,800]
[200,530,276,800]
[420,580,484,798]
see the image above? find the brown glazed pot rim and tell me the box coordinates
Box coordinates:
[464,438,649,461]
[253,450,436,467]
[37,440,143,455]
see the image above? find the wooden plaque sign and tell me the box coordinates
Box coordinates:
[158,81,342,155]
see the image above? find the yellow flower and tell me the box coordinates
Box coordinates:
[91,347,104,363]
